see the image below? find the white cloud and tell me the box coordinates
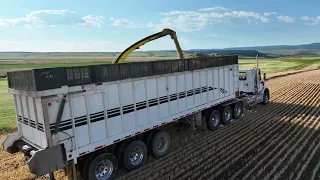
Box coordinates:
[277,15,295,23]
[199,7,230,11]
[109,18,143,28]
[301,16,320,25]
[0,9,104,28]
[206,33,219,38]
[80,15,104,27]
[0,40,114,52]
[148,8,271,32]
[31,10,75,15]
[264,12,277,16]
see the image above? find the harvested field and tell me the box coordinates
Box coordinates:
[0,69,320,180]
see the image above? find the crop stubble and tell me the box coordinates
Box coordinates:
[0,70,319,180]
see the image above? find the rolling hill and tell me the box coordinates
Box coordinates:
[224,43,320,51]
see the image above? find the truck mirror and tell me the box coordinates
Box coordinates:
[263,73,266,80]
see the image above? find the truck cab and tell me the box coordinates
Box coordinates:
[238,68,269,107]
[239,68,265,94]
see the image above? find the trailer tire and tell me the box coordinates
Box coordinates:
[233,102,243,120]
[146,130,159,154]
[115,140,131,166]
[151,130,171,158]
[206,109,220,131]
[84,152,118,180]
[221,106,232,124]
[122,140,147,170]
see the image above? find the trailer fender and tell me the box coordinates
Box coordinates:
[2,132,22,153]
[220,98,243,107]
[27,144,68,176]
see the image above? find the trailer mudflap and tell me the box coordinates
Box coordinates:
[2,132,22,153]
[28,144,67,176]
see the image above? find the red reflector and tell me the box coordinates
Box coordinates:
[125,135,131,139]
[68,154,72,158]
[161,122,166,125]
[95,146,103,150]
[113,139,120,143]
[135,131,141,135]
[79,152,86,156]
[47,102,52,106]
[153,125,158,128]
[144,128,150,132]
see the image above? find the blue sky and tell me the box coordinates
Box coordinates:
[0,0,319,52]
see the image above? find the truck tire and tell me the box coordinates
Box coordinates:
[233,102,243,120]
[262,90,270,105]
[206,109,220,131]
[121,140,147,170]
[84,152,118,180]
[150,130,171,158]
[221,106,232,124]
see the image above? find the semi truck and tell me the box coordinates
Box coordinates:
[2,30,270,180]
[2,55,269,180]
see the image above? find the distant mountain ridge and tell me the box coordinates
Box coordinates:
[160,42,320,58]
[223,43,320,50]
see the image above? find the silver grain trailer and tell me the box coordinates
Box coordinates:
[2,55,269,180]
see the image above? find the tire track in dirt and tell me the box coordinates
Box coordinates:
[204,83,320,180]
[259,85,320,180]
[132,79,312,180]
[121,103,280,180]
[119,81,307,180]
[274,101,320,180]
[228,88,319,180]
[265,112,320,180]
[311,153,320,180]
[294,116,320,180]
[238,84,320,180]
[117,69,320,180]
[118,82,306,180]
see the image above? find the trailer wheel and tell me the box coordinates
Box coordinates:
[122,140,147,170]
[146,130,159,154]
[150,130,171,158]
[221,106,232,124]
[84,152,118,180]
[233,102,243,120]
[206,109,220,131]
[115,140,131,166]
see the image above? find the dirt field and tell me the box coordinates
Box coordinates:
[1,69,320,180]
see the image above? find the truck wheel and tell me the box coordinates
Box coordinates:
[221,106,232,124]
[151,130,171,158]
[262,90,270,105]
[84,152,118,180]
[122,140,147,170]
[206,109,220,131]
[233,102,243,120]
